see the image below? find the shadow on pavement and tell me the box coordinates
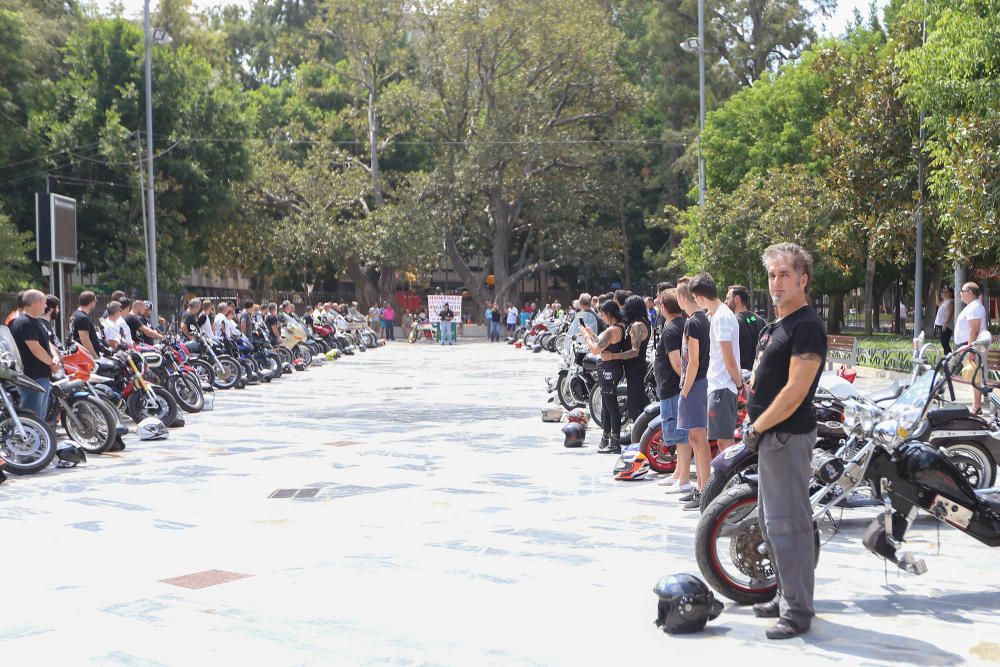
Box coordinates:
[805,616,964,665]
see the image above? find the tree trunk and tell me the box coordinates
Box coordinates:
[863,253,876,335]
[924,263,943,338]
[347,260,379,307]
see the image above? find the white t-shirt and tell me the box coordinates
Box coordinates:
[506,307,518,324]
[200,316,216,339]
[707,302,741,394]
[102,318,128,346]
[934,299,953,328]
[955,299,987,345]
[215,313,229,336]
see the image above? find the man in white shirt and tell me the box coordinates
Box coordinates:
[215,303,231,337]
[506,303,518,334]
[102,302,130,350]
[934,286,954,354]
[955,282,989,414]
[690,272,742,451]
[568,293,599,336]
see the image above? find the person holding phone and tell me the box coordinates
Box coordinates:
[568,293,599,336]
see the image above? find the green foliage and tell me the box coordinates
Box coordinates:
[0,201,33,290]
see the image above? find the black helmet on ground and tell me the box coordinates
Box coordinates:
[561,422,585,448]
[55,442,88,468]
[653,573,724,634]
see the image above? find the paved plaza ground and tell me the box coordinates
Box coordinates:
[4,340,999,665]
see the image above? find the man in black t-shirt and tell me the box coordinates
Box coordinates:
[653,288,694,493]
[70,291,101,357]
[675,279,711,508]
[726,284,765,371]
[264,303,281,345]
[741,243,827,640]
[180,299,202,341]
[10,290,58,417]
[126,300,162,345]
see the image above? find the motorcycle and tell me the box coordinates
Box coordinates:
[545,336,598,410]
[0,331,58,475]
[408,319,436,343]
[45,375,119,455]
[140,336,205,413]
[694,343,1000,604]
[99,349,180,426]
[184,327,243,390]
[698,342,998,510]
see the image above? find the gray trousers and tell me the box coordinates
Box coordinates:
[758,429,816,628]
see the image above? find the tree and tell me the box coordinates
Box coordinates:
[0,201,33,290]
[409,0,639,311]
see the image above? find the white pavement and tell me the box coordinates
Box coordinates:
[3,340,999,665]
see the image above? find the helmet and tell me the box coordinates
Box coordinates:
[514,340,523,349]
[562,422,585,447]
[55,441,87,468]
[541,405,563,422]
[202,390,216,411]
[566,408,589,427]
[614,444,650,480]
[653,573,724,634]
[325,350,338,361]
[532,343,543,353]
[137,417,168,441]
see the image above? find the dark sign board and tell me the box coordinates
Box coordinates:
[36,193,77,264]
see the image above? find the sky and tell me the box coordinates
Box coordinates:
[96,0,889,37]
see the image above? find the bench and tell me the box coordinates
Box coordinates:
[987,348,1000,388]
[827,335,858,371]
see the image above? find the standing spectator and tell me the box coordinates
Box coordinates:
[4,290,26,326]
[238,301,255,336]
[403,310,413,339]
[485,302,493,327]
[934,286,955,355]
[741,242,827,639]
[127,300,162,345]
[603,295,651,424]
[727,285,765,371]
[368,304,382,339]
[519,306,531,328]
[439,302,456,345]
[675,278,711,510]
[655,288,691,493]
[581,300,627,452]
[70,291,101,357]
[955,281,989,414]
[691,272,742,455]
[264,303,281,345]
[383,302,396,341]
[180,299,202,341]
[199,301,217,339]
[10,290,57,417]
[645,296,657,325]
[490,302,503,341]
[215,303,230,337]
[102,302,130,350]
[568,293,599,337]
[506,303,519,334]
[42,295,62,359]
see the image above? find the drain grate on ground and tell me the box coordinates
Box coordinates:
[269,488,319,499]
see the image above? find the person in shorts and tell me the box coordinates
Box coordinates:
[675,278,711,510]
[691,272,742,451]
[653,287,691,493]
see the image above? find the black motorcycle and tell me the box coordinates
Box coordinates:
[695,344,1000,604]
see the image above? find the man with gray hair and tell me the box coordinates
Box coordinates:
[180,298,202,341]
[10,290,58,417]
[568,292,599,336]
[740,242,827,639]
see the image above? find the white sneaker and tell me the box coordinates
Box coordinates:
[658,476,680,487]
[664,483,693,495]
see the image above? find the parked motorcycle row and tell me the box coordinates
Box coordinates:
[533,329,1000,620]
[0,308,382,481]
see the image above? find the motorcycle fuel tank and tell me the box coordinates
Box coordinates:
[895,441,978,506]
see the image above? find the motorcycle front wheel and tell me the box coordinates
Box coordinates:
[167,373,205,413]
[62,395,117,454]
[1,412,57,475]
[188,359,217,389]
[639,425,676,474]
[695,483,819,604]
[408,328,418,343]
[588,383,603,429]
[294,344,313,366]
[557,374,582,410]
[211,356,243,390]
[125,385,179,426]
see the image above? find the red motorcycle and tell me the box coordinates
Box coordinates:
[408,320,436,343]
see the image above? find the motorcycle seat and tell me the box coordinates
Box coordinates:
[186,341,202,354]
[868,380,906,404]
[582,354,599,371]
[927,406,972,426]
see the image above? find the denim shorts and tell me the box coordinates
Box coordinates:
[659,394,688,445]
[677,377,708,430]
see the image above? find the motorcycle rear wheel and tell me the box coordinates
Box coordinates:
[212,356,243,390]
[188,359,216,389]
[125,385,179,427]
[941,442,995,489]
[294,345,313,366]
[639,425,676,474]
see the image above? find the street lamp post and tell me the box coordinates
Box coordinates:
[143,2,171,322]
[680,0,707,208]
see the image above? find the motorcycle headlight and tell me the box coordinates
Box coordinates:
[859,405,877,435]
[873,418,899,444]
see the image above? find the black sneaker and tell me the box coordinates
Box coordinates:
[678,491,696,503]
[681,492,702,511]
[598,435,613,453]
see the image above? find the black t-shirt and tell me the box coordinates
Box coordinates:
[181,312,198,337]
[238,311,251,334]
[491,309,503,323]
[748,304,827,434]
[737,310,765,371]
[124,313,147,345]
[439,308,454,321]
[682,310,710,383]
[11,314,51,380]
[264,313,279,343]
[70,308,98,349]
[654,315,686,399]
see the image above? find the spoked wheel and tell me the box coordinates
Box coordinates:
[212,356,243,390]
[125,385,179,426]
[62,395,117,454]
[408,328,418,343]
[277,347,292,366]
[188,359,216,388]
[1,412,57,475]
[557,375,583,410]
[260,353,282,379]
[588,383,603,429]
[167,373,205,413]
[942,442,996,489]
[294,345,313,366]
[695,483,819,604]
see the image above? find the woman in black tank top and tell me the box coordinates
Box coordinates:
[581,300,627,452]
[618,295,651,421]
